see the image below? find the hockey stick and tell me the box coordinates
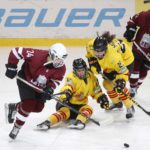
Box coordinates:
[133,41,150,61]
[51,96,100,126]
[98,71,150,115]
[16,76,66,96]
[17,76,100,126]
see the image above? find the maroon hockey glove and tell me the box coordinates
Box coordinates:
[42,86,54,100]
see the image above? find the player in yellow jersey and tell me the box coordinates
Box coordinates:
[86,31,135,119]
[36,58,109,130]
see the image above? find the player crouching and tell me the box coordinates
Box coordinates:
[37,58,109,130]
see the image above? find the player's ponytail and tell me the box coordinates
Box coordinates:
[101,31,116,44]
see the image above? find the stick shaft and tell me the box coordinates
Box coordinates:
[16,76,66,96]
[16,76,43,92]
[17,76,101,125]
[52,96,100,126]
[133,41,150,61]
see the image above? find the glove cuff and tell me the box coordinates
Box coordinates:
[127,26,137,31]
[6,64,17,69]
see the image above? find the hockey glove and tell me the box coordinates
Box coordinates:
[42,86,54,100]
[88,57,101,73]
[114,79,126,93]
[123,26,137,42]
[5,64,17,79]
[98,94,109,110]
[103,71,117,80]
[63,89,73,104]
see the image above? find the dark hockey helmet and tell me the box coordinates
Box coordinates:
[93,36,108,52]
[73,58,87,79]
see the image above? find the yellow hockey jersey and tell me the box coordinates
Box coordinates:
[60,71,103,105]
[86,38,134,82]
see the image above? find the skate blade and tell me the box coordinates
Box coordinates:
[106,107,124,112]
[67,124,84,130]
[8,137,15,142]
[35,125,50,131]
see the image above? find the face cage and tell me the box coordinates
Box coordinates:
[74,68,87,79]
[50,53,65,68]
[94,50,106,59]
[53,58,65,68]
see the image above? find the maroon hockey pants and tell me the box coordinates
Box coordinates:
[129,59,148,89]
[15,99,44,128]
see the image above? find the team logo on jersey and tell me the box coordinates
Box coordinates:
[26,50,34,57]
[140,33,150,49]
[118,61,127,73]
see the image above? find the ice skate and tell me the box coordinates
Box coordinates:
[129,88,137,98]
[108,102,123,111]
[9,125,20,140]
[5,103,17,123]
[126,106,135,119]
[36,120,51,130]
[68,120,85,130]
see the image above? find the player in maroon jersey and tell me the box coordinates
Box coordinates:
[5,43,68,140]
[124,10,150,97]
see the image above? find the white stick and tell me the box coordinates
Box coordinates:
[16,76,44,93]
[133,41,150,61]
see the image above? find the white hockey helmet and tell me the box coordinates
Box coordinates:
[49,43,68,68]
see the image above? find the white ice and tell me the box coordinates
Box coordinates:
[0,47,150,150]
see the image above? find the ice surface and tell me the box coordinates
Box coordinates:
[0,47,150,150]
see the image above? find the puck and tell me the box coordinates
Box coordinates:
[124,143,129,148]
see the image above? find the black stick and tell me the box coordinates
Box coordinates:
[17,76,100,125]
[52,96,100,126]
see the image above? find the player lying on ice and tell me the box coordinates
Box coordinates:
[5,43,68,140]
[37,58,109,130]
[86,31,135,119]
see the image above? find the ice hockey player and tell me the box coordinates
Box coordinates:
[86,31,135,119]
[124,10,150,97]
[36,58,109,130]
[5,43,68,140]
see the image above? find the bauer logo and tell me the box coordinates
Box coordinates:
[0,8,125,27]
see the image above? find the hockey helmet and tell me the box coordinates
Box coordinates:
[73,58,87,79]
[49,43,68,68]
[93,36,107,52]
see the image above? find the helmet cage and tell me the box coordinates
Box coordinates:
[73,58,87,79]
[49,43,68,68]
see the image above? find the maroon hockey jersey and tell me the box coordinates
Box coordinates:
[7,47,66,89]
[127,11,150,60]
